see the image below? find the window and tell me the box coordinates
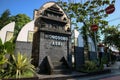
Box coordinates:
[28,31,34,42]
[5,31,13,42]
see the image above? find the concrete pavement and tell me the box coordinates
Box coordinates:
[100,75,120,80]
[67,61,120,80]
[37,61,120,80]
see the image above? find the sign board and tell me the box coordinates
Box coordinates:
[105,4,115,14]
[91,24,98,32]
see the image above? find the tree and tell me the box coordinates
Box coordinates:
[102,26,120,50]
[12,14,31,38]
[0,10,31,41]
[0,9,12,30]
[57,0,115,59]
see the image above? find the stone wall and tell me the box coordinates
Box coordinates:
[15,41,32,58]
[74,46,84,70]
[89,51,97,61]
[38,32,68,65]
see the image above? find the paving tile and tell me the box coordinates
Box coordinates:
[100,75,120,80]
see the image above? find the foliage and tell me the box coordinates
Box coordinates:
[57,0,115,41]
[1,53,35,79]
[0,54,8,77]
[102,25,120,50]
[98,62,104,70]
[102,26,118,35]
[3,53,35,78]
[79,60,106,73]
[12,14,31,37]
[84,61,97,71]
[57,0,115,59]
[0,9,12,30]
[80,61,98,72]
[101,55,108,64]
[0,10,31,41]
[0,38,15,55]
[0,38,15,78]
[0,38,35,78]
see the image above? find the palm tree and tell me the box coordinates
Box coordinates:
[0,9,12,30]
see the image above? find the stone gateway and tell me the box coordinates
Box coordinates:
[32,2,72,74]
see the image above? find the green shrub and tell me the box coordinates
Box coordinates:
[8,52,35,78]
[101,55,108,64]
[0,38,36,79]
[0,38,14,78]
[0,55,8,78]
[80,61,98,72]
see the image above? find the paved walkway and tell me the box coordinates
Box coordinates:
[110,61,120,69]
[37,71,86,80]
[37,61,120,80]
[104,61,120,70]
[100,61,120,80]
[100,75,120,80]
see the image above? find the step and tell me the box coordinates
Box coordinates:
[52,61,63,66]
[54,65,67,69]
[53,69,70,74]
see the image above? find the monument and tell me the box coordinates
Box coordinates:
[32,2,72,74]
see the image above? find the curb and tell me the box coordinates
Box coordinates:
[38,69,111,80]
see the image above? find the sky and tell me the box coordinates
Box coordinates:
[0,0,120,27]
